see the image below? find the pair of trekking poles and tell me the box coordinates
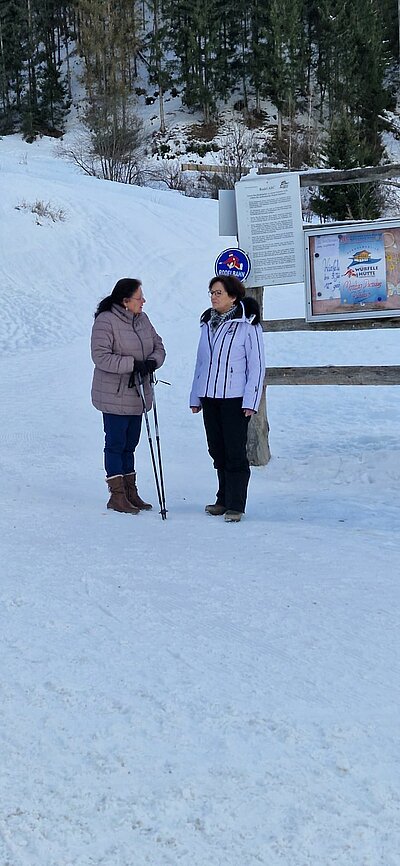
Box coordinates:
[137,373,168,520]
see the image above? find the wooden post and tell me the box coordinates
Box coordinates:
[247,386,270,466]
[245,285,271,466]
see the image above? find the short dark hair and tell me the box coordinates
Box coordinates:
[209,274,246,300]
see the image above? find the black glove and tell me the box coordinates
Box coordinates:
[145,358,157,374]
[128,359,147,388]
[134,359,147,376]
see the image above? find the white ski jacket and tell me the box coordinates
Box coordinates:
[189,298,265,411]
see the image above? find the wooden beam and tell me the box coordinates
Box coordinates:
[297,164,400,187]
[265,365,400,385]
[181,162,400,186]
[181,162,223,173]
[262,316,400,332]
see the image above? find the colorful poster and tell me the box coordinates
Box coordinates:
[305,221,400,322]
[339,230,387,305]
[313,235,341,300]
[384,230,400,296]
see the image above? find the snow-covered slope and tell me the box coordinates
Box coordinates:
[1,135,399,866]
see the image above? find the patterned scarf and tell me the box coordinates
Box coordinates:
[209,303,238,333]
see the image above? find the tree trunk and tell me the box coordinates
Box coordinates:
[159,81,166,133]
[277,107,282,139]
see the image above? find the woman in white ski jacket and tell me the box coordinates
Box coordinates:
[190,274,265,522]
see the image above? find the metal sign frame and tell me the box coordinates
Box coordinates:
[304,218,400,322]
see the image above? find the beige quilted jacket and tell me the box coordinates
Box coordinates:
[91,304,166,415]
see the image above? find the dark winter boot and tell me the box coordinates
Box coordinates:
[205,469,226,514]
[123,472,152,510]
[106,475,140,514]
[224,510,243,522]
[205,503,227,516]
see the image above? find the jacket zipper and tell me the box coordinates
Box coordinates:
[132,316,146,361]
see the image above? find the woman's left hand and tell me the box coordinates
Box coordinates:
[243,408,256,417]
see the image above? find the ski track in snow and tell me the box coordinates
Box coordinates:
[1,135,400,865]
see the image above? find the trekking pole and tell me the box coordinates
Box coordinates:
[149,374,167,519]
[138,376,167,520]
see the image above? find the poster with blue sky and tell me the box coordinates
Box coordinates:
[339,230,387,305]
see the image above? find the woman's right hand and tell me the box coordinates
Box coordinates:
[191,406,202,414]
[134,359,147,375]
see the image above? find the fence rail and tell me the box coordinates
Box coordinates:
[265,365,400,386]
[262,316,400,332]
[181,163,400,186]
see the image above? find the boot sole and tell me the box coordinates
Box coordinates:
[224,511,243,522]
[107,504,140,514]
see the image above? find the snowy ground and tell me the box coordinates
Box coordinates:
[1,135,400,866]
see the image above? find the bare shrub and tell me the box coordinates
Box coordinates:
[144,159,196,195]
[268,120,321,170]
[59,106,147,185]
[57,129,99,177]
[199,124,261,198]
[16,200,66,222]
[187,121,219,142]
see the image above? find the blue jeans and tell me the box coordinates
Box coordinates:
[102,413,142,478]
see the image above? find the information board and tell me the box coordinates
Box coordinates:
[304,219,400,321]
[235,172,304,288]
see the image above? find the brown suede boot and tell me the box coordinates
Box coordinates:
[106,475,140,514]
[123,472,152,510]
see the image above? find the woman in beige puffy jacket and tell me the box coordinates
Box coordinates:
[91,278,166,514]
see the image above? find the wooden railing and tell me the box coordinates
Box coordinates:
[247,313,400,465]
[181,163,400,186]
[263,316,400,386]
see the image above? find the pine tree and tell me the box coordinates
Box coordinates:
[146,0,172,133]
[77,0,142,128]
[0,1,26,130]
[266,0,306,138]
[0,0,71,137]
[380,0,398,63]
[311,113,383,221]
[211,0,239,103]
[332,0,391,161]
[162,0,221,123]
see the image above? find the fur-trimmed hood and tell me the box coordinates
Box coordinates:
[200,296,261,326]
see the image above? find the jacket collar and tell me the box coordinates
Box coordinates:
[201,297,260,326]
[111,304,144,324]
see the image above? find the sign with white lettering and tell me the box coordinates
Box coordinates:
[215,247,251,281]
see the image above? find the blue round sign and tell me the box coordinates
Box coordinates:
[215,248,251,282]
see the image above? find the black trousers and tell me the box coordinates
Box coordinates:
[201,397,251,513]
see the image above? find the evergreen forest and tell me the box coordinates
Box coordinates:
[1,0,399,216]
